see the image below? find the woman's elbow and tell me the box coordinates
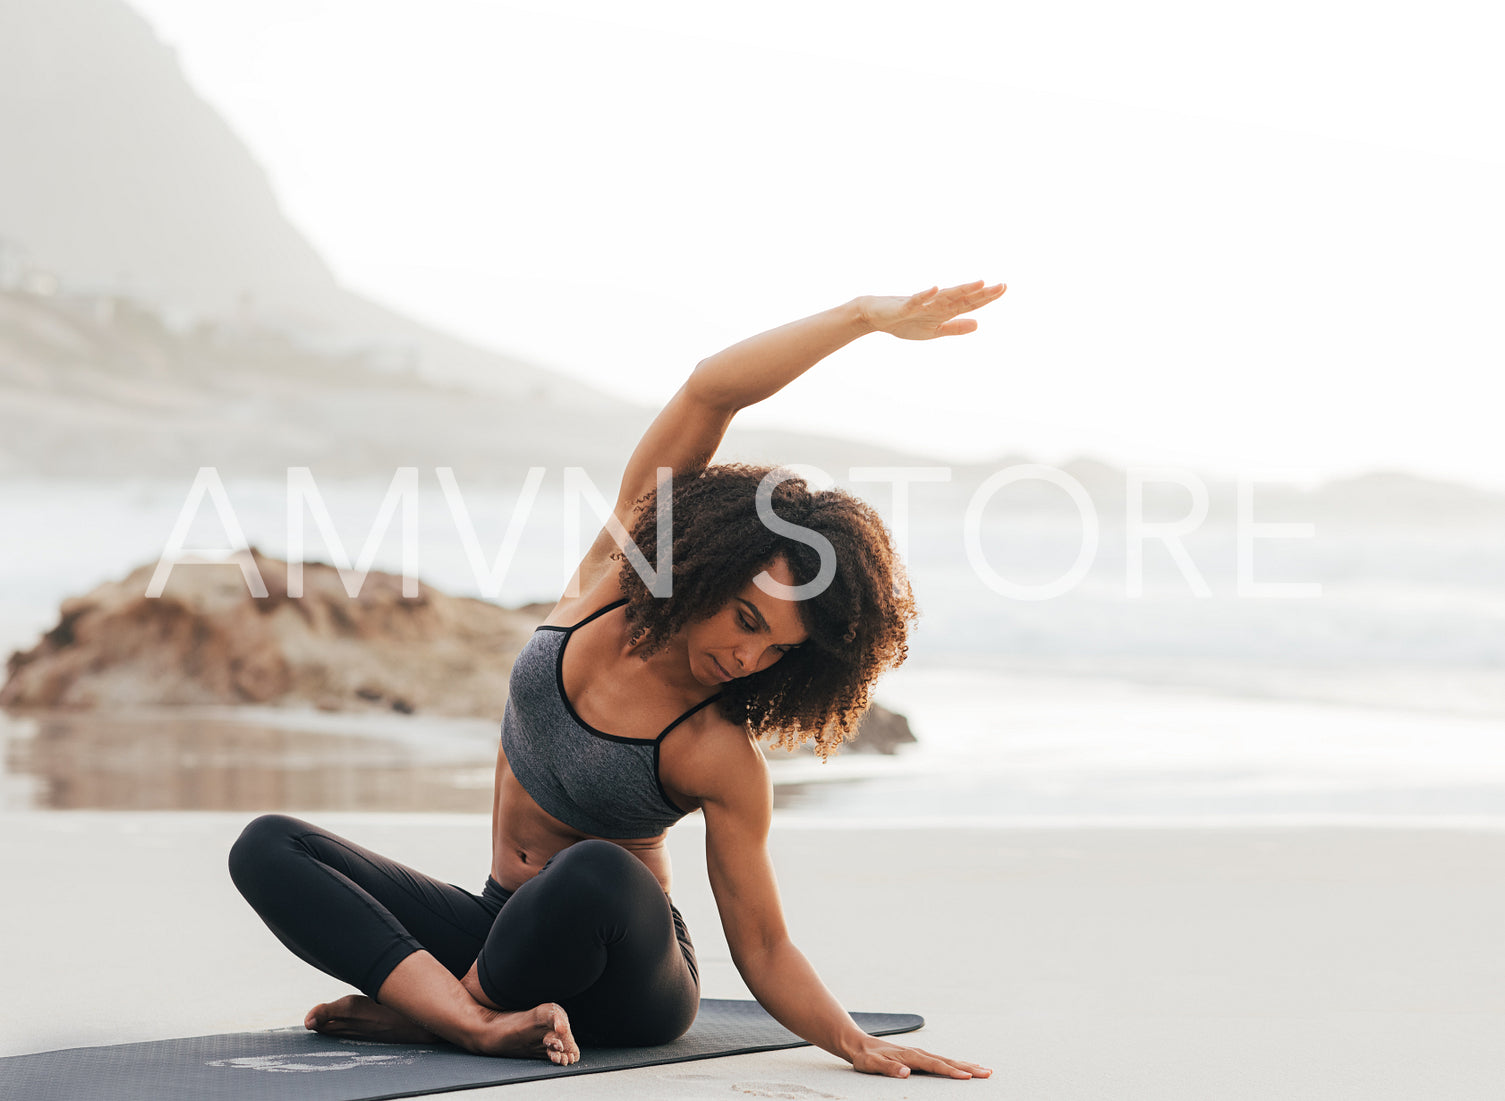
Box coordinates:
[682,361,742,413]
[730,931,793,976]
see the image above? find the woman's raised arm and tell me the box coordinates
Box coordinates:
[621,279,1006,507]
[562,281,1005,598]
[616,297,870,512]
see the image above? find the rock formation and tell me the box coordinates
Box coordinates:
[836,703,917,756]
[0,547,537,719]
[1,550,916,752]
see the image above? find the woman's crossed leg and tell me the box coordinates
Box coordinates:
[227,815,698,1062]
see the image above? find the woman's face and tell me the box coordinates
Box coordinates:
[685,557,810,688]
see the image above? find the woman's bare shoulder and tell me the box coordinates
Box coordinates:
[538,567,626,628]
[671,709,771,812]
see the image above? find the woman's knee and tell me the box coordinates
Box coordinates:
[227,813,306,891]
[544,839,654,901]
[550,838,635,871]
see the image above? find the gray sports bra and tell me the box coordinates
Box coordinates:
[500,599,723,839]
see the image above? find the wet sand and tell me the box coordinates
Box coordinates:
[1,812,1502,1098]
[0,706,850,814]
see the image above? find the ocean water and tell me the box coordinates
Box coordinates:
[1,476,1502,820]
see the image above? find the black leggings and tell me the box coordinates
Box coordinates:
[227,814,700,1047]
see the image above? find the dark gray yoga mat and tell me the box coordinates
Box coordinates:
[0,998,923,1101]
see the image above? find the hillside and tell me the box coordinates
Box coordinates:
[2,0,1498,524]
[0,0,627,407]
[0,0,939,482]
[0,286,934,482]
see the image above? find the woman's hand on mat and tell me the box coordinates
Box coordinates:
[859,280,1006,341]
[849,1035,994,1079]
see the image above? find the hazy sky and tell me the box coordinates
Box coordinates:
[127,0,1503,491]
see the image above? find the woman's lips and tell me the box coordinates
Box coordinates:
[710,656,734,683]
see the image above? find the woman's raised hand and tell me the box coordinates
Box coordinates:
[860,280,1006,340]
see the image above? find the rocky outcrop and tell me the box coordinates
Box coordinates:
[1,550,919,750]
[758,703,917,758]
[0,547,538,718]
[846,703,918,755]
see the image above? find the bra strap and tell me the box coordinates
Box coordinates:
[655,692,724,742]
[567,597,629,631]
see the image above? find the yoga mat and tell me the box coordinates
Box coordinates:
[0,999,923,1101]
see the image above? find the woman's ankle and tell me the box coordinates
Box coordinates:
[453,1003,507,1053]
[373,951,499,1049]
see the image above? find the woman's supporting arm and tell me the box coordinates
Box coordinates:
[730,937,878,1067]
[695,739,992,1080]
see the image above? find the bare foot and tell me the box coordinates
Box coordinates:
[304,994,442,1044]
[469,1002,580,1066]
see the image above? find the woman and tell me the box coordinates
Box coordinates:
[229,279,1005,1080]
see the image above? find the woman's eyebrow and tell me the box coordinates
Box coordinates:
[738,597,770,631]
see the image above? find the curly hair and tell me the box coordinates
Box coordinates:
[615,464,918,760]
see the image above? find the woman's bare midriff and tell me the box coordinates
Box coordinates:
[490,744,675,895]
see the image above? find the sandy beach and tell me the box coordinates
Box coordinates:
[4,6,1501,1099]
[2,811,1502,1099]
